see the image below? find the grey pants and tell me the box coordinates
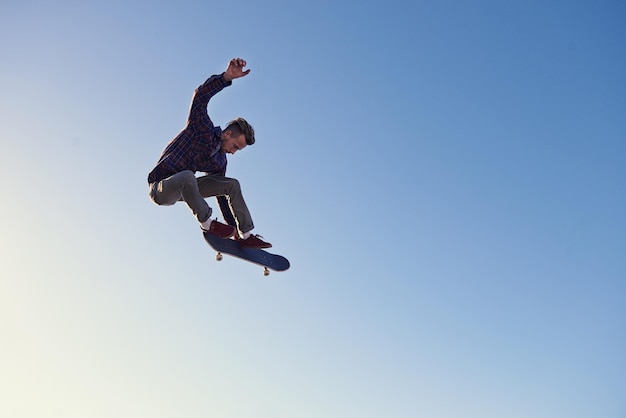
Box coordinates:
[148,170,254,233]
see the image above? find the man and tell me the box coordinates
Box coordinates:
[148,58,271,249]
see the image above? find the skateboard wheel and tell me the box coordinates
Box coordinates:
[216,252,223,261]
[263,267,270,276]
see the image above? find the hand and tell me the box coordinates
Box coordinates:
[223,58,250,82]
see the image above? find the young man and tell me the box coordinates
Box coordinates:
[147,58,271,249]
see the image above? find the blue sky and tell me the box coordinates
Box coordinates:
[1,1,625,417]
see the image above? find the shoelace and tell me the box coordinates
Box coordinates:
[241,234,264,241]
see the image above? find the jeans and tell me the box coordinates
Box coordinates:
[148,170,254,233]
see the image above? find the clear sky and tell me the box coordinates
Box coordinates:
[1,1,625,417]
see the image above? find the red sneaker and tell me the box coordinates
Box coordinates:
[202,219,236,239]
[238,234,272,249]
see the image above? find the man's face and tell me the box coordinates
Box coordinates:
[220,131,247,155]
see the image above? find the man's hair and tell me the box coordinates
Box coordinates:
[225,117,255,145]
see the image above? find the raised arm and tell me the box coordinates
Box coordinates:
[187,58,250,125]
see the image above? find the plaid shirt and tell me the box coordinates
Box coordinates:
[148,73,232,184]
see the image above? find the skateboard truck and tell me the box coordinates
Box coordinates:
[215,251,272,276]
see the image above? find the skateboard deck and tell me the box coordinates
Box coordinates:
[203,231,290,275]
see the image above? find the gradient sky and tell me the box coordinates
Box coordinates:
[1,1,625,417]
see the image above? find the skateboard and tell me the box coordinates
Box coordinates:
[203,232,290,276]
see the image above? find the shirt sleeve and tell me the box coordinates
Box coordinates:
[187,73,232,127]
